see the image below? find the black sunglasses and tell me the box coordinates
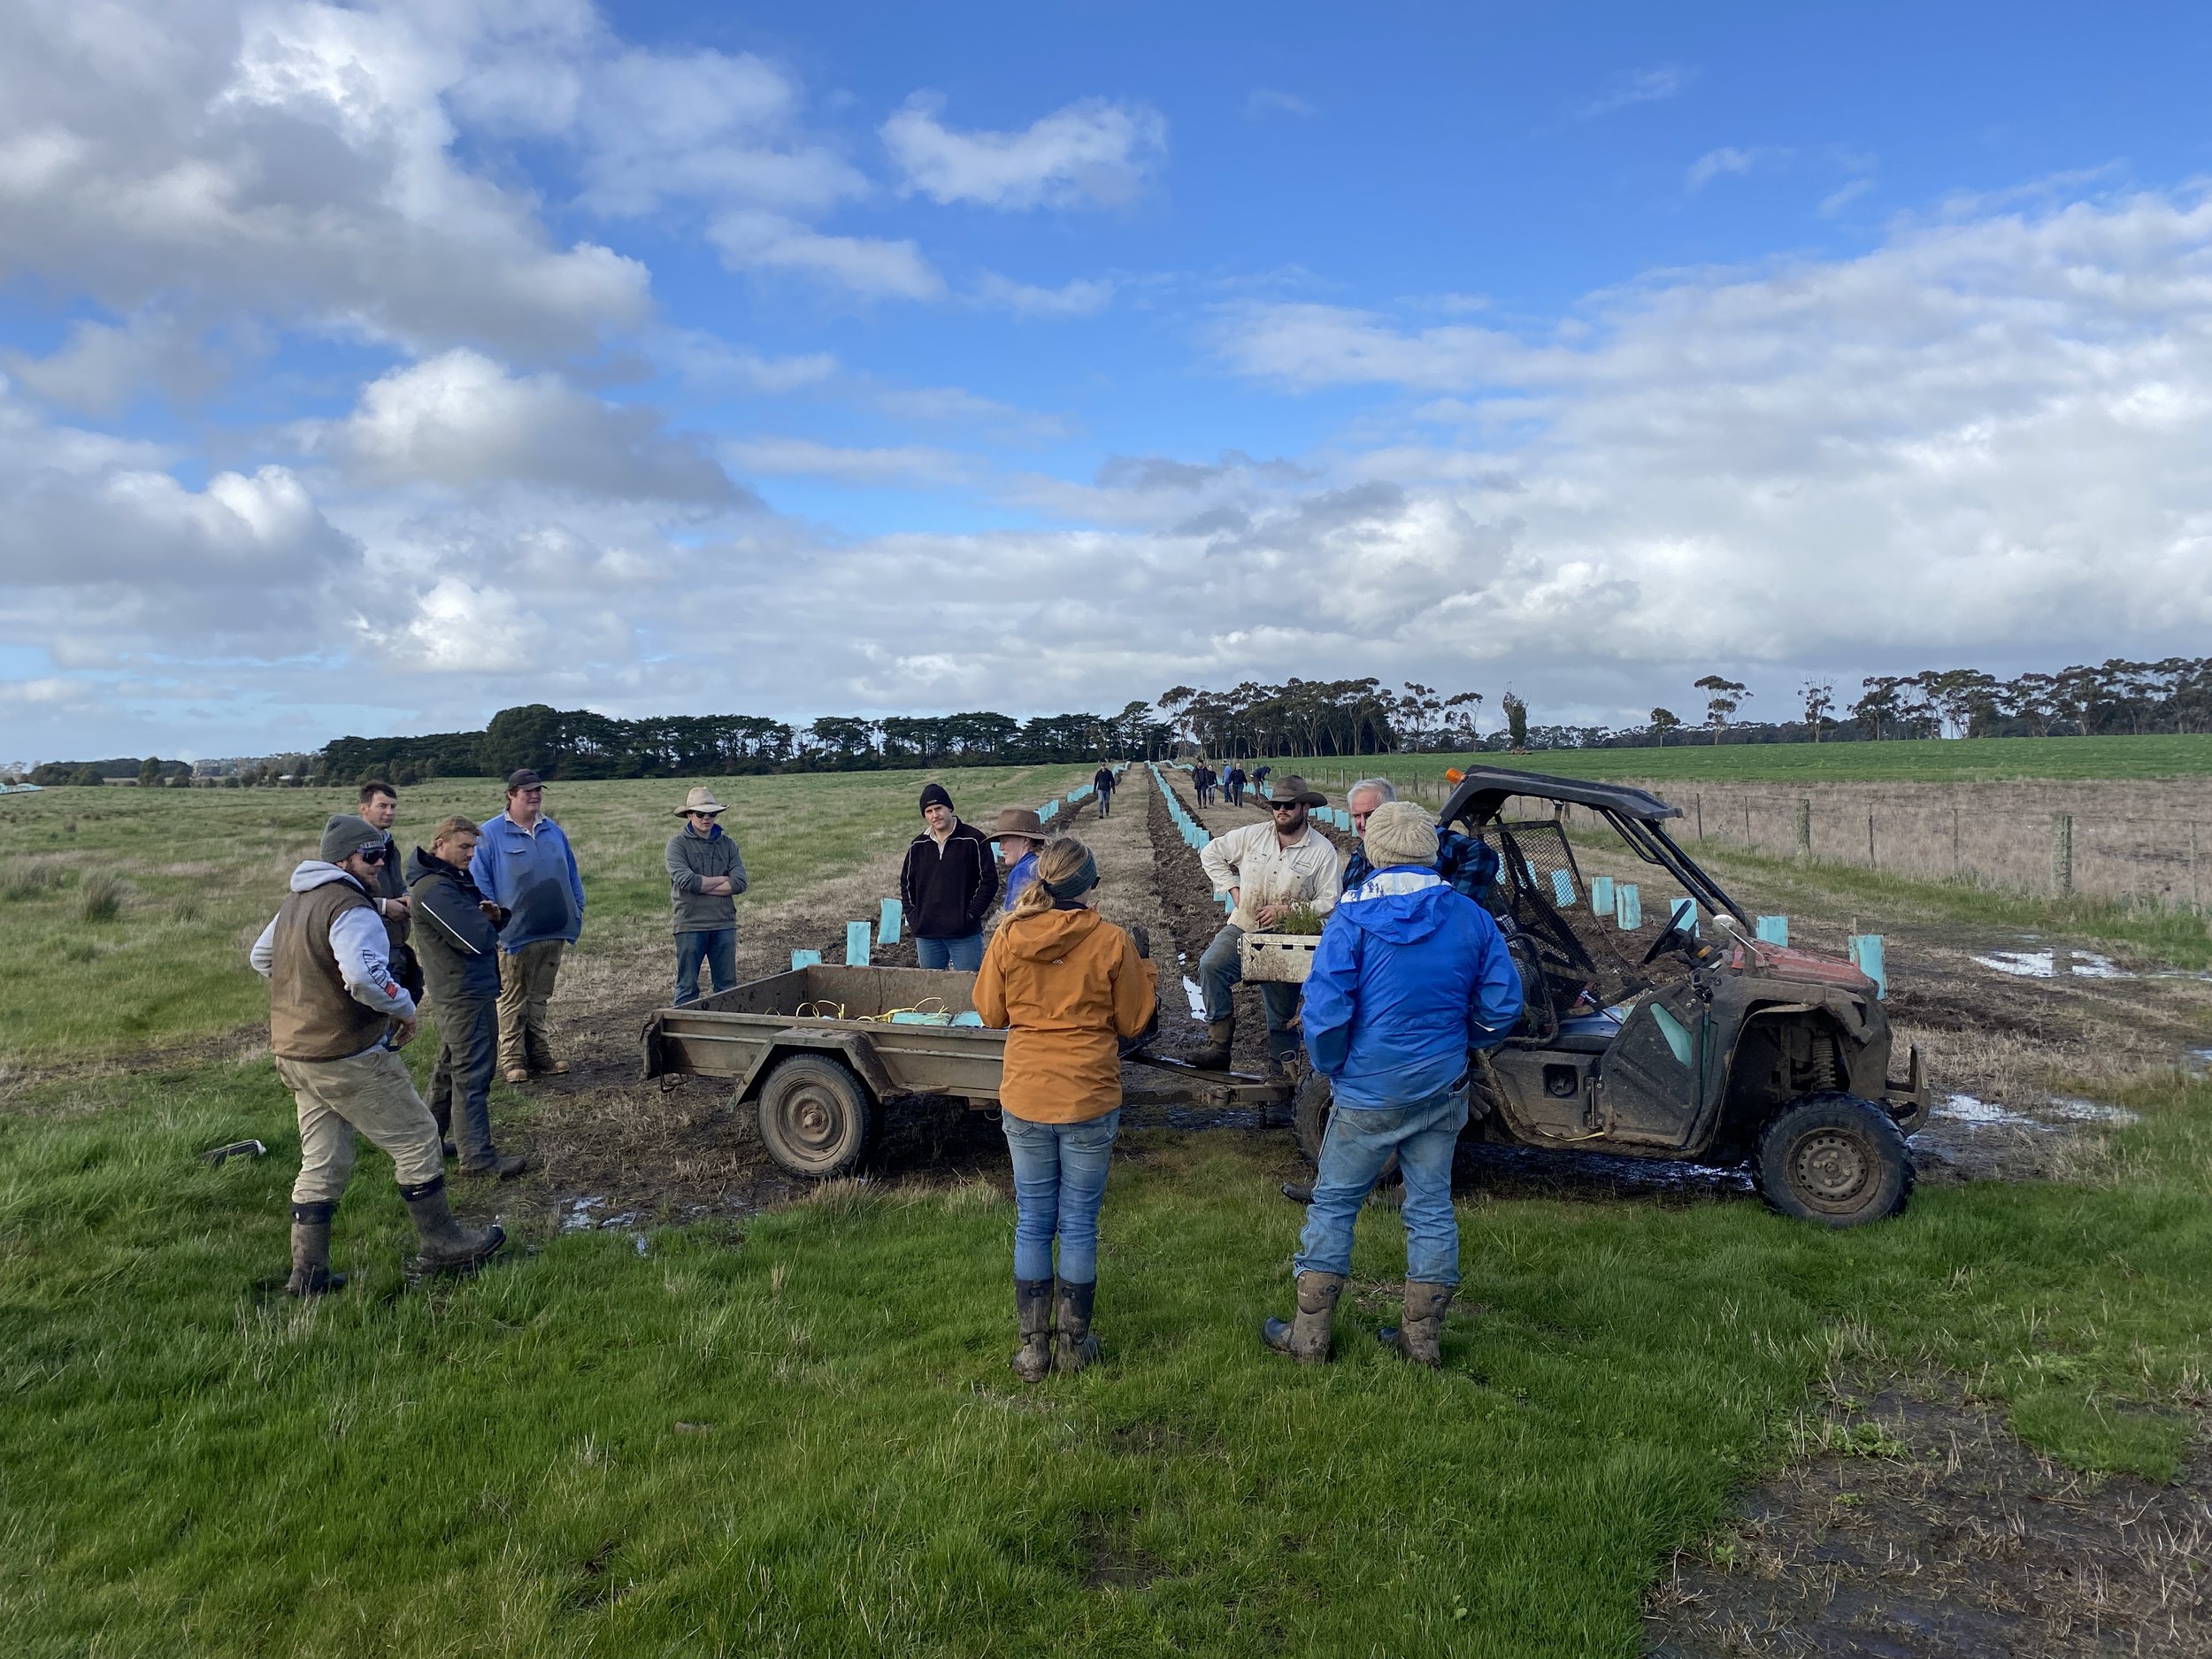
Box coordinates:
[356,841,391,865]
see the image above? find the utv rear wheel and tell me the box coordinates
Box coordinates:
[1292,1074,1400,1181]
[1755,1093,1912,1227]
[757,1055,875,1179]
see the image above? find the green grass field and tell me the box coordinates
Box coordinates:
[0,766,1091,1067]
[2,1054,2206,1657]
[1270,733,2212,786]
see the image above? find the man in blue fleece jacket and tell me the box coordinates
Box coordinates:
[1263,800,1522,1369]
[470,769,586,1083]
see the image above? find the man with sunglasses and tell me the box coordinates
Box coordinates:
[250,814,505,1296]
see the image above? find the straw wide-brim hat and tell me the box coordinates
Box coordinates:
[675,786,727,817]
[987,806,1048,842]
[1271,774,1328,808]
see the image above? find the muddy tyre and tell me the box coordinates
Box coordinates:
[757,1054,875,1179]
[1755,1093,1912,1227]
[1292,1074,1400,1181]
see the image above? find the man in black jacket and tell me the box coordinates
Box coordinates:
[1092,764,1117,819]
[900,782,999,971]
[406,816,526,1179]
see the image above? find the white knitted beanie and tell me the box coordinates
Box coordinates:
[1362,800,1439,870]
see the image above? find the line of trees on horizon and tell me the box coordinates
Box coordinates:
[18,656,2209,787]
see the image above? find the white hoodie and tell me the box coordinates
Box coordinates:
[250,862,419,1028]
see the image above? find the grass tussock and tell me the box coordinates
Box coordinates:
[0,860,67,902]
[78,874,128,923]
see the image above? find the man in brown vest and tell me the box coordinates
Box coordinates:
[250,814,506,1296]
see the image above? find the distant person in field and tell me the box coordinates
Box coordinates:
[250,814,505,1296]
[1193,762,1215,805]
[1263,802,1521,1368]
[470,770,586,1084]
[1340,778,1501,902]
[1223,763,1248,807]
[1193,775,1340,1082]
[664,787,748,1006]
[356,780,423,1003]
[405,816,526,1179]
[987,807,1049,915]
[1092,762,1117,819]
[900,782,998,971]
[972,837,1156,1382]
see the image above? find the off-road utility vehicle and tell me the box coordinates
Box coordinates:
[1296,767,1931,1226]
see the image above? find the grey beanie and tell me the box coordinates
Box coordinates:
[1362,800,1439,870]
[319,813,386,863]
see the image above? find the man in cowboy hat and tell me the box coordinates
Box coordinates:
[987,806,1050,914]
[665,785,749,1006]
[1193,774,1340,1081]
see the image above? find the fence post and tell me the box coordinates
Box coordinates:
[1694,794,1703,839]
[1952,808,1961,879]
[1867,811,1876,870]
[1795,799,1811,864]
[2192,822,2200,914]
[2052,814,2073,896]
[1743,802,1752,845]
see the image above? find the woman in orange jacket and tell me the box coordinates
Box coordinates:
[972,837,1156,1381]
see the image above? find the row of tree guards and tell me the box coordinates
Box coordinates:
[786,776,1108,973]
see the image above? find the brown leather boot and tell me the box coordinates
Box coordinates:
[1189,1019,1235,1070]
[1012,1279,1054,1383]
[1262,1271,1345,1363]
[1379,1281,1455,1367]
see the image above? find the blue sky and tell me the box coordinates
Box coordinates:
[4,0,2211,762]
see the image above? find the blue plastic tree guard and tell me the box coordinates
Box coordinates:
[791,949,823,970]
[1616,884,1642,930]
[879,898,902,945]
[1755,916,1789,946]
[845,921,872,965]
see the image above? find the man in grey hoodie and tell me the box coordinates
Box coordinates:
[250,814,506,1295]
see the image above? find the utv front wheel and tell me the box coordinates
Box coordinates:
[1755,1093,1912,1227]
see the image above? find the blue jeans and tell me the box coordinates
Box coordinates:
[674,928,737,1006]
[1001,1109,1120,1283]
[1198,924,1302,1057]
[1295,1084,1469,1286]
[918,933,984,972]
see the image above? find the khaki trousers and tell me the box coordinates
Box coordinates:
[497,939,565,1073]
[277,1046,444,1205]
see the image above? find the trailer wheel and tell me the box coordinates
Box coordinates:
[1755,1093,1912,1227]
[757,1055,875,1179]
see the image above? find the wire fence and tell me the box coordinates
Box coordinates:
[1277,764,2212,915]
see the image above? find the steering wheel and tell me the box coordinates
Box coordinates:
[1639,916,1696,966]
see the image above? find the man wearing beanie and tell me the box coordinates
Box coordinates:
[250,813,505,1296]
[899,782,999,971]
[1263,800,1521,1369]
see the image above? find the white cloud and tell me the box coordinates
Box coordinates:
[1686,146,1763,191]
[1243,89,1315,120]
[1574,66,1691,120]
[333,349,748,503]
[708,211,944,300]
[974,273,1117,316]
[4,311,228,414]
[356,576,549,672]
[1817,177,1875,218]
[882,93,1166,210]
[0,0,649,361]
[726,437,977,486]
[1213,302,1512,390]
[574,48,864,217]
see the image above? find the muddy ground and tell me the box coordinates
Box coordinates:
[1646,1379,2210,1657]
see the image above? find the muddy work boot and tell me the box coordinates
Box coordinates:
[285,1201,346,1297]
[399,1176,506,1280]
[1263,1271,1345,1364]
[1378,1281,1455,1367]
[1053,1279,1102,1375]
[458,1150,528,1181]
[1012,1278,1055,1384]
[1188,1019,1235,1071]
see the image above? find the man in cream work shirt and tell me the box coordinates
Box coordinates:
[1193,775,1341,1081]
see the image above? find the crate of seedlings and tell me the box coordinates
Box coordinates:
[1238,902,1325,983]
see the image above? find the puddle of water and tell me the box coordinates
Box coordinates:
[1934,1093,2045,1128]
[557,1194,650,1254]
[1181,976,1206,1020]
[2188,1048,2212,1076]
[2046,1097,2141,1125]
[1971,948,2128,979]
